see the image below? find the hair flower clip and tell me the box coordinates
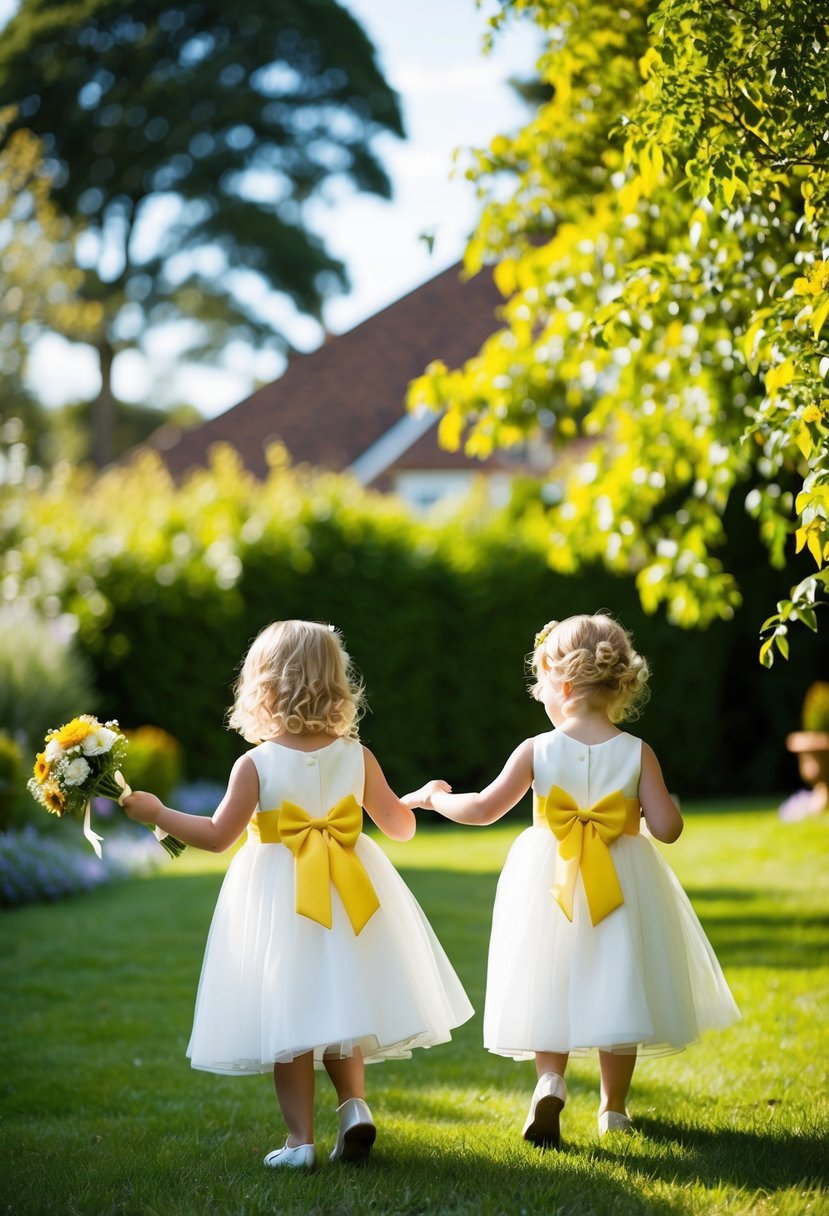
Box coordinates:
[534,621,557,649]
[632,655,648,683]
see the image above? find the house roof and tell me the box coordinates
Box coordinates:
[152,262,512,482]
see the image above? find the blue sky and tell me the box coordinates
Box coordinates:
[2,0,539,417]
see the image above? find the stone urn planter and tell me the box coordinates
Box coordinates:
[785,682,829,814]
[785,731,829,812]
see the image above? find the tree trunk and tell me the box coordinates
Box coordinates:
[91,337,116,467]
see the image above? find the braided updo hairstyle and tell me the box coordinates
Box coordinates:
[529,613,650,722]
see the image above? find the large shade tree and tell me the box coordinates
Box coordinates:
[0,0,403,463]
[409,0,829,663]
[0,109,103,464]
[0,110,102,383]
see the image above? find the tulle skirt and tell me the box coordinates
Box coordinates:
[187,835,474,1074]
[484,827,739,1058]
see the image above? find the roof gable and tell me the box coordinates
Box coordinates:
[154,262,503,480]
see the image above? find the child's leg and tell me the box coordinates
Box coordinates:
[325,1050,376,1163]
[535,1051,569,1079]
[273,1051,315,1146]
[598,1049,637,1115]
[323,1048,365,1102]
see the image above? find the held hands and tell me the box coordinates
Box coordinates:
[401,779,452,811]
[120,790,165,825]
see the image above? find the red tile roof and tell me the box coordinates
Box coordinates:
[152,262,511,481]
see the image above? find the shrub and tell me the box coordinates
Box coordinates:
[2,447,829,799]
[122,726,183,804]
[0,604,97,749]
[170,780,226,815]
[0,826,160,908]
[802,682,829,733]
[0,732,21,832]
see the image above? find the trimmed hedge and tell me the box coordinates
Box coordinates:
[2,448,826,800]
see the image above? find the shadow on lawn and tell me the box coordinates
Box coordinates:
[683,886,829,970]
[363,1087,828,1211]
[357,1145,691,1216]
[622,1115,829,1192]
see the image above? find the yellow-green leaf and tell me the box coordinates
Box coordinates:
[765,358,795,393]
[493,259,518,297]
[812,296,829,341]
[807,528,824,568]
[638,46,662,79]
[437,409,464,452]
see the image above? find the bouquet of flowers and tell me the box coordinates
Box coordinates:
[28,715,185,859]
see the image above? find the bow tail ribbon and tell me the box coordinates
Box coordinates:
[577,820,625,925]
[327,837,381,934]
[281,797,380,935]
[287,828,327,927]
[545,786,628,926]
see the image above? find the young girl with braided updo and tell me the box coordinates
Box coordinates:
[425,612,738,1149]
[123,620,472,1170]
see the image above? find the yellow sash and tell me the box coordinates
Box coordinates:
[249,795,380,935]
[535,785,640,926]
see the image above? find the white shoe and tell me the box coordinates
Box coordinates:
[329,1097,376,1163]
[598,1110,633,1136]
[522,1072,567,1150]
[263,1141,316,1168]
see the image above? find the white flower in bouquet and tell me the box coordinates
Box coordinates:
[62,756,91,786]
[44,739,64,763]
[81,726,118,756]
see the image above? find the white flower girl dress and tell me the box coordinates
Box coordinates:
[187,737,473,1073]
[485,730,739,1058]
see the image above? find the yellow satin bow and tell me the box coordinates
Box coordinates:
[540,785,636,926]
[278,795,380,935]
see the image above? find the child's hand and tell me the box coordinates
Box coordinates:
[402,779,452,811]
[120,791,164,825]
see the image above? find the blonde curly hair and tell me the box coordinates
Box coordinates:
[529,612,650,723]
[227,620,365,743]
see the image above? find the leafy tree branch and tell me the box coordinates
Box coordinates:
[409,0,829,664]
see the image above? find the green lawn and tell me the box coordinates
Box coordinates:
[2,804,828,1215]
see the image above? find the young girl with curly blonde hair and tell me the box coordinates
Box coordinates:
[123,620,472,1169]
[426,612,738,1148]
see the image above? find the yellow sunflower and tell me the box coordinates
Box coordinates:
[48,717,95,750]
[42,784,66,816]
[33,752,49,782]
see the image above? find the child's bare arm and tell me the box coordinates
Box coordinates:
[121,754,259,852]
[638,743,683,842]
[361,747,418,842]
[430,738,534,826]
[401,780,452,811]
